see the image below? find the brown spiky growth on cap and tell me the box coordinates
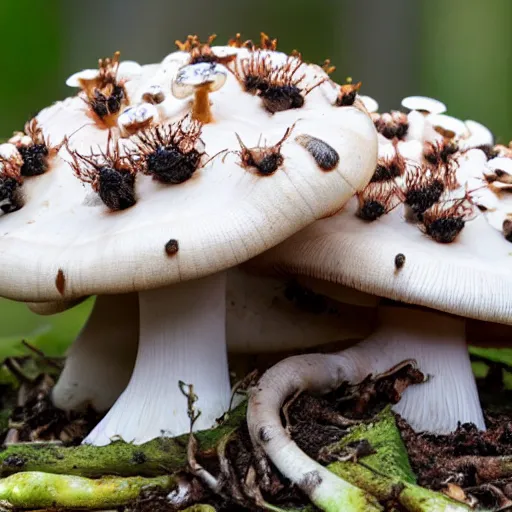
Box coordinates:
[9,119,61,178]
[356,180,404,221]
[234,124,294,176]
[67,132,137,211]
[175,34,237,66]
[335,80,362,107]
[234,52,326,113]
[421,194,474,243]
[131,116,205,185]
[373,111,409,140]
[321,59,336,75]
[423,140,460,191]
[370,153,407,183]
[227,32,278,51]
[77,52,128,128]
[0,150,23,183]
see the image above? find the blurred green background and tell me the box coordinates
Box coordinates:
[0,0,511,357]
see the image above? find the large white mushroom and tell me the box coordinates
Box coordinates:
[240,99,512,509]
[26,269,373,414]
[0,35,378,452]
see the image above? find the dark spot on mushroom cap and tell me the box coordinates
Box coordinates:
[258,426,273,443]
[394,253,406,270]
[0,177,22,214]
[98,167,136,211]
[503,219,512,243]
[165,239,179,256]
[424,217,465,244]
[260,85,304,114]
[357,200,386,221]
[19,144,49,177]
[300,470,323,494]
[55,269,66,295]
[146,147,201,184]
[295,134,339,171]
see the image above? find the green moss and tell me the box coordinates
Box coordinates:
[326,407,415,484]
[0,471,175,508]
[0,404,247,478]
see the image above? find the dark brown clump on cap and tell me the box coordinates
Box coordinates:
[394,253,406,270]
[235,124,294,176]
[165,239,179,256]
[295,134,339,171]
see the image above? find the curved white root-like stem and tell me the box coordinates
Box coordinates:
[84,273,231,446]
[248,306,484,511]
[52,294,139,412]
[339,306,485,433]
[247,354,382,512]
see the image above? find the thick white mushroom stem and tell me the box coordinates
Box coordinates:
[340,306,485,433]
[247,355,382,512]
[52,294,139,412]
[84,273,231,446]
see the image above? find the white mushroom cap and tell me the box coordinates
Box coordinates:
[401,95,447,115]
[246,194,512,324]
[359,95,379,114]
[0,143,22,163]
[0,47,377,302]
[65,60,143,88]
[171,62,228,99]
[117,103,159,136]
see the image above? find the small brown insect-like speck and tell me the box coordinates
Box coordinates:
[356,181,404,221]
[235,125,294,176]
[68,132,137,211]
[335,81,361,107]
[421,196,474,244]
[295,134,339,171]
[132,116,205,184]
[165,239,180,256]
[175,34,237,67]
[55,269,66,295]
[394,253,406,270]
[234,52,326,114]
[373,111,409,140]
[77,52,128,127]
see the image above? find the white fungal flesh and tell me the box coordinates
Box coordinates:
[84,273,230,445]
[117,103,158,136]
[401,95,447,115]
[358,95,378,114]
[247,354,382,512]
[337,307,485,432]
[51,294,139,412]
[171,62,228,99]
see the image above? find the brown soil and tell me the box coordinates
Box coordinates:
[3,356,512,511]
